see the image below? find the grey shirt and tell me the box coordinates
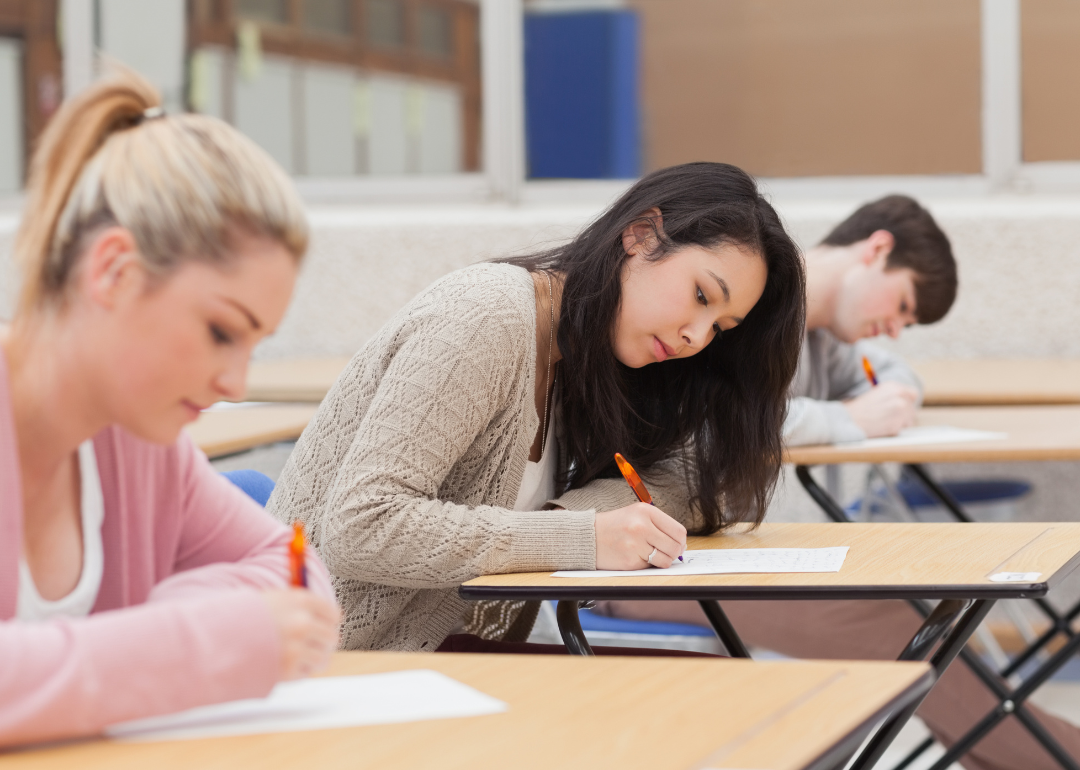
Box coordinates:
[784,330,923,446]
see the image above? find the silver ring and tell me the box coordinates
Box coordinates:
[647,547,657,565]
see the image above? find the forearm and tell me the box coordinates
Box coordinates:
[0,591,279,747]
[316,495,596,587]
[784,397,866,447]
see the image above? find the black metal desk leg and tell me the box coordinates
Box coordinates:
[924,630,1080,770]
[902,464,975,523]
[898,599,972,661]
[555,600,595,656]
[699,601,752,658]
[796,465,850,523]
[849,599,996,770]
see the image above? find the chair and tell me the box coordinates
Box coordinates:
[848,465,1031,523]
[222,469,276,507]
[530,601,725,655]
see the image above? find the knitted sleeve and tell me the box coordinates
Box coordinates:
[549,450,705,532]
[278,277,596,588]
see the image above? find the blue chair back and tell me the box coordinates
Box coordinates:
[222,470,276,507]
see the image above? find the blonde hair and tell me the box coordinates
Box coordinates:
[13,69,308,317]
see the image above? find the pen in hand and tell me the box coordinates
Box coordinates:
[861,356,879,387]
[289,521,308,588]
[613,453,684,563]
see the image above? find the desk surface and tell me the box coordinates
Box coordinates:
[245,357,351,402]
[7,651,932,770]
[785,405,1080,465]
[915,359,1080,406]
[185,404,318,459]
[461,522,1080,602]
[241,357,1080,410]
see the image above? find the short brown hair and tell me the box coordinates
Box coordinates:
[820,195,957,324]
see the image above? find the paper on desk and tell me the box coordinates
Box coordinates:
[106,669,507,742]
[552,547,848,578]
[840,425,1006,449]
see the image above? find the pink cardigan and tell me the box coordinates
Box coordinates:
[0,351,334,747]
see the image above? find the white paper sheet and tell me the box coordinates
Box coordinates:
[839,425,1006,449]
[551,547,849,578]
[106,669,507,742]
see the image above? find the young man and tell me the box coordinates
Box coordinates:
[596,196,1080,770]
[785,194,955,446]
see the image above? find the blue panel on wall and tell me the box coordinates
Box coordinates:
[525,10,641,179]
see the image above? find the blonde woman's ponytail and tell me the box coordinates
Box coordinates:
[12,68,308,319]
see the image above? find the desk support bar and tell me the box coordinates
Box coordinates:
[699,601,752,658]
[902,464,975,523]
[924,630,1080,770]
[903,463,1075,682]
[850,599,995,770]
[556,600,595,656]
[899,599,971,662]
[795,465,850,523]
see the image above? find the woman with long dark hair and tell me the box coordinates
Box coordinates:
[268,162,805,652]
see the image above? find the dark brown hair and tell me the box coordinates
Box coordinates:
[820,195,956,324]
[499,162,806,534]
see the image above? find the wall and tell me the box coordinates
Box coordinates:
[2,196,1078,361]
[1021,0,1080,163]
[627,0,982,177]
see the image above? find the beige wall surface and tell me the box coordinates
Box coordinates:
[1022,0,1080,163]
[629,0,982,177]
[2,196,1080,362]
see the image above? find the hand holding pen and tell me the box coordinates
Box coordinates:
[586,453,687,570]
[842,355,919,437]
[257,521,341,682]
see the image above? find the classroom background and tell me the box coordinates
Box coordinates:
[0,0,1078,517]
[0,2,1079,759]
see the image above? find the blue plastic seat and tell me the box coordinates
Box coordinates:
[576,606,715,637]
[895,478,1031,508]
[847,473,1031,521]
[222,469,276,507]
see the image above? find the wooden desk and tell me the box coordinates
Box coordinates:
[462,522,1080,602]
[244,357,350,402]
[5,652,933,770]
[914,359,1080,406]
[787,406,1080,769]
[785,405,1080,465]
[186,404,318,459]
[462,522,1080,770]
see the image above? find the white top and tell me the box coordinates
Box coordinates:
[513,405,559,512]
[17,440,105,621]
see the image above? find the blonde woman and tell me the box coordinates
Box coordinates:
[0,73,339,746]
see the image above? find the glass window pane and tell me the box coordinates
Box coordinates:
[189,0,480,177]
[236,0,288,25]
[303,0,352,36]
[418,6,453,59]
[366,0,405,49]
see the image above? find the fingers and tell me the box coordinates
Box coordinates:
[595,503,689,571]
[647,505,688,545]
[643,529,684,568]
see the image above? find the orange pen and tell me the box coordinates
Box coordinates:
[861,356,879,387]
[289,521,308,588]
[614,453,683,562]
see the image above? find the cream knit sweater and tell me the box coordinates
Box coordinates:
[267,263,700,651]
